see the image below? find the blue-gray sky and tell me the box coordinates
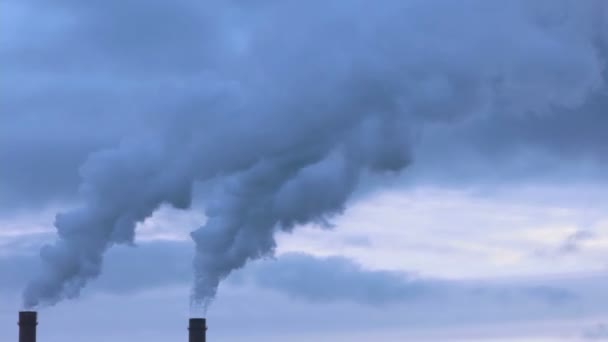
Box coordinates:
[2,0,608,341]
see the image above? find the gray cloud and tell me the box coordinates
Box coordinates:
[534,229,597,258]
[0,0,227,212]
[3,0,607,311]
[583,323,608,340]
[7,240,608,341]
[0,240,192,296]
[408,91,608,186]
[241,253,581,308]
[242,253,431,305]
[0,240,582,309]
[558,230,596,255]
[1,0,607,215]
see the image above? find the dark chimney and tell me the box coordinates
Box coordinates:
[189,318,207,342]
[18,311,37,342]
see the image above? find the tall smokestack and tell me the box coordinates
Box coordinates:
[189,318,206,342]
[18,311,37,342]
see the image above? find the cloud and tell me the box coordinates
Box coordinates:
[557,230,596,255]
[0,0,226,212]
[1,2,607,339]
[5,239,608,342]
[0,240,582,310]
[1,0,607,216]
[241,253,431,305]
[583,323,608,340]
[407,91,608,188]
[0,241,193,296]
[534,228,598,258]
[241,253,582,308]
[3,0,607,312]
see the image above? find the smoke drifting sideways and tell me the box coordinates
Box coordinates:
[23,0,607,312]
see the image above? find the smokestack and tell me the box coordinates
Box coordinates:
[189,318,207,342]
[18,311,37,342]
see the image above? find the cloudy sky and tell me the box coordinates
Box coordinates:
[2,0,608,341]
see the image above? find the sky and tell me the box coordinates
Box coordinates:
[2,0,608,341]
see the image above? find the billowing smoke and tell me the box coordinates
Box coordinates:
[23,0,607,310]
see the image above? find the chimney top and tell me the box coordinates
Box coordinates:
[189,318,207,330]
[18,311,38,342]
[18,311,37,326]
[189,318,207,342]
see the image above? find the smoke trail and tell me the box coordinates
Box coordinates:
[23,0,606,309]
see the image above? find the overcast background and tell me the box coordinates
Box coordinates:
[2,0,608,341]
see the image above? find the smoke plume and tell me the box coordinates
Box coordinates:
[23,0,607,310]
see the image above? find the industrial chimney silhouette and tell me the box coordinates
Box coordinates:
[18,311,37,342]
[16,311,208,341]
[189,318,207,342]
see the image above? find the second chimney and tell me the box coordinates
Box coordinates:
[18,311,37,342]
[189,318,207,342]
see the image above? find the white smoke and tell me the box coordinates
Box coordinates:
[24,0,607,310]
